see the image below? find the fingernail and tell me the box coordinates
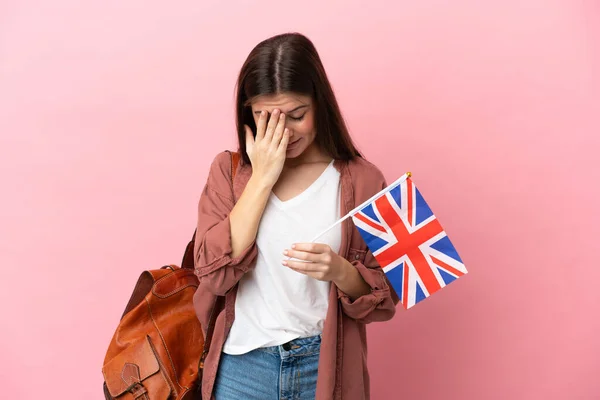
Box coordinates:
[280,113,285,120]
[282,260,288,266]
[291,244,296,249]
[261,110,266,116]
[283,250,288,256]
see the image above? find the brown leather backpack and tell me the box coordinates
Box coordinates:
[102,151,239,400]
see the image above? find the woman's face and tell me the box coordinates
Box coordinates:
[250,92,316,159]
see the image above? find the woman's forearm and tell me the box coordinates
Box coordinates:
[333,260,371,301]
[229,175,272,258]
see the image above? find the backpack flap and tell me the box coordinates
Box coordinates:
[102,335,171,399]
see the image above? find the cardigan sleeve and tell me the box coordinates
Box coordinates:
[193,152,258,296]
[336,167,400,323]
[336,250,399,323]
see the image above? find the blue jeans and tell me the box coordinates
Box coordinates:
[213,334,321,400]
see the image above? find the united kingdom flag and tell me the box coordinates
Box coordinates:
[351,175,467,309]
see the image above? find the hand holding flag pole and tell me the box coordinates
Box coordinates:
[295,171,468,309]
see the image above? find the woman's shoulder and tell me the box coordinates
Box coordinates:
[210,149,237,165]
[345,156,386,184]
[206,150,230,175]
[342,156,388,201]
[204,150,237,192]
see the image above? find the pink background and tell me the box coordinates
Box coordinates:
[1,1,598,399]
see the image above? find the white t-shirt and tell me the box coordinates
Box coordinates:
[223,160,342,355]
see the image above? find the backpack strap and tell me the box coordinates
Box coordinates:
[231,151,240,182]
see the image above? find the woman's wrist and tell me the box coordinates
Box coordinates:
[247,173,274,195]
[332,258,371,300]
[331,258,352,284]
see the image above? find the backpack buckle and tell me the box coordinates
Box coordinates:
[127,382,148,399]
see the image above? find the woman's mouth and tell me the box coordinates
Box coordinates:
[286,138,301,150]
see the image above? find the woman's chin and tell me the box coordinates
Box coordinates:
[285,145,304,158]
[285,152,301,159]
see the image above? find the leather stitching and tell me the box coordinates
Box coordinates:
[152,269,198,298]
[145,301,179,393]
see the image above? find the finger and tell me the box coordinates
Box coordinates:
[255,110,267,140]
[285,265,310,277]
[283,260,324,272]
[277,128,290,153]
[264,109,280,141]
[270,113,286,150]
[245,124,255,151]
[284,249,321,263]
[291,243,330,254]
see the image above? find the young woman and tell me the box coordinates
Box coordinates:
[193,32,398,400]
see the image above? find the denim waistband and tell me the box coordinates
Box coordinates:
[258,334,322,357]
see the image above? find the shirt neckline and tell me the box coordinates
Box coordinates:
[270,160,336,210]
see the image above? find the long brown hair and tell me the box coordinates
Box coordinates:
[235,32,362,165]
